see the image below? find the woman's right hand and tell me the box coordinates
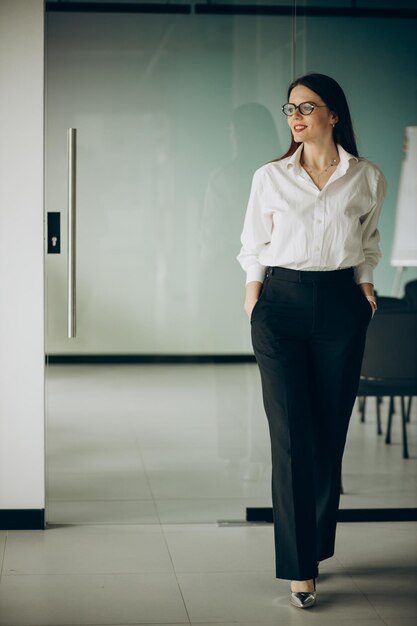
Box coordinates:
[245,298,258,319]
[244,281,263,319]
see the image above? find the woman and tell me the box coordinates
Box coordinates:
[237,73,386,608]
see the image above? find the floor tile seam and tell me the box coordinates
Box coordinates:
[46,470,148,476]
[172,569,278,577]
[157,522,194,625]
[124,423,166,527]
[37,525,166,533]
[0,621,188,626]
[112,422,188,617]
[1,568,277,577]
[355,594,393,626]
[162,522,272,529]
[0,570,182,578]
[154,497,272,502]
[47,498,157,503]
[44,522,163,526]
[0,532,7,579]
[333,556,391,621]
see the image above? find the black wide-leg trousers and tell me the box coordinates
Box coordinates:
[250,266,372,581]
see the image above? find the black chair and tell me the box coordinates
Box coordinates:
[357,283,417,429]
[357,295,408,432]
[404,278,417,309]
[357,308,417,459]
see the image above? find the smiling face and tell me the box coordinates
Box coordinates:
[287,84,338,144]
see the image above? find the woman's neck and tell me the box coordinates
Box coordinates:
[300,140,339,171]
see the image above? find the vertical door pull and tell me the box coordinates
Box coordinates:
[67,128,77,338]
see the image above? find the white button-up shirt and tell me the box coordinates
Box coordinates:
[237,143,387,285]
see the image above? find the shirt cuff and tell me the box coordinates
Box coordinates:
[354,263,374,285]
[245,264,267,285]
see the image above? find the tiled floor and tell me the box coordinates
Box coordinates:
[0,522,416,625]
[0,363,415,625]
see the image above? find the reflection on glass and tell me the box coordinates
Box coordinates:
[46,13,293,355]
[199,103,281,351]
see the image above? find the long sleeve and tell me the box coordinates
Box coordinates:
[353,170,387,285]
[237,169,273,284]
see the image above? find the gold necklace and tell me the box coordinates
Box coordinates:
[303,157,339,179]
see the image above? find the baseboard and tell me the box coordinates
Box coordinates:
[246,507,417,523]
[0,509,45,530]
[45,2,417,19]
[47,354,256,364]
[337,508,417,522]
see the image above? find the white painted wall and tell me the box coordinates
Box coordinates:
[0,0,45,511]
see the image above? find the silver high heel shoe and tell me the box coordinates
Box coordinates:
[290,578,316,609]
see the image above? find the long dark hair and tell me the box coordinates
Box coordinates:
[278,73,359,160]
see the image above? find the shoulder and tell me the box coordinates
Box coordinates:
[338,144,386,187]
[251,158,289,184]
[354,157,387,195]
[355,157,384,176]
[354,157,386,181]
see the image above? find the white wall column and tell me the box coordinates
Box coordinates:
[0,0,45,527]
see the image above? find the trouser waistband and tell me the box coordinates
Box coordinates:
[266,266,354,283]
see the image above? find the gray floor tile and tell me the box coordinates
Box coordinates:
[333,523,417,618]
[155,498,271,524]
[0,572,188,626]
[384,615,416,626]
[47,446,144,473]
[347,567,417,619]
[177,570,380,623]
[46,499,160,525]
[335,522,417,569]
[4,525,173,575]
[163,524,275,573]
[142,448,271,499]
[47,469,153,501]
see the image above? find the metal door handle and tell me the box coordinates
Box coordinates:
[67,128,77,338]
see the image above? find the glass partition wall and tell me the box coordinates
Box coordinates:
[45,4,417,526]
[45,9,295,524]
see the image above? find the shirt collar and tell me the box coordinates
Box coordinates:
[286,143,304,171]
[336,144,359,173]
[286,143,359,174]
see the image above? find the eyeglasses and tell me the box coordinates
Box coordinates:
[281,102,328,116]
